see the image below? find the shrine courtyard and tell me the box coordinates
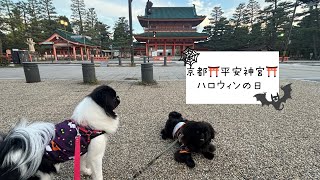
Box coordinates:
[0,77,319,179]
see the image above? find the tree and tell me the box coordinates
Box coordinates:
[84,8,98,33]
[209,6,224,26]
[94,21,111,49]
[27,0,41,20]
[207,17,235,50]
[58,16,73,32]
[262,0,278,49]
[206,6,225,39]
[113,17,130,54]
[40,0,56,21]
[16,1,28,26]
[4,5,28,50]
[232,3,249,28]
[246,0,261,28]
[0,0,15,33]
[290,1,320,59]
[71,0,86,34]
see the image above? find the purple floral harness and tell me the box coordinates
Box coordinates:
[44,120,105,163]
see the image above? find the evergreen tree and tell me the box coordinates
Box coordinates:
[16,1,28,26]
[232,3,249,28]
[71,0,86,34]
[113,17,130,52]
[209,6,224,26]
[246,0,260,28]
[27,0,41,20]
[94,21,111,49]
[58,16,73,32]
[84,8,98,33]
[40,0,57,21]
[0,0,15,33]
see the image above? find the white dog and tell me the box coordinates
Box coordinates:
[0,85,120,180]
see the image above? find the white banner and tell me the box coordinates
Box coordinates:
[185,51,279,104]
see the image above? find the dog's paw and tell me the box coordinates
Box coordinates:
[186,159,195,168]
[81,168,92,176]
[203,152,214,160]
[208,143,216,153]
[161,129,167,139]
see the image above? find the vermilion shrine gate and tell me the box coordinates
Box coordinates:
[134,3,208,58]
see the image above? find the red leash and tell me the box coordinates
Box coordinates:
[74,128,81,180]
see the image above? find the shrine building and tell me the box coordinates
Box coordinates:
[134,2,208,57]
[39,29,101,61]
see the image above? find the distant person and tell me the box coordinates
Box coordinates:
[310,52,313,60]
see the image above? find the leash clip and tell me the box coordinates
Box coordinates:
[76,127,81,137]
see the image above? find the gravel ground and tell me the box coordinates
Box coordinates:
[0,79,320,180]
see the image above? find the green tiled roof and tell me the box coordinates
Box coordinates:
[143,7,204,19]
[135,32,208,38]
[55,29,99,47]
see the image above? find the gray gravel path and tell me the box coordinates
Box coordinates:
[0,79,320,179]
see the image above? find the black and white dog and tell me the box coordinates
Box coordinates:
[161,111,216,168]
[0,85,120,180]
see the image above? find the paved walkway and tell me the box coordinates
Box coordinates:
[1,61,320,82]
[0,62,186,81]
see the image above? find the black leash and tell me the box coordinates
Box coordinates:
[128,139,179,180]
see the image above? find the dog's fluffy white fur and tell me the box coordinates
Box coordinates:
[0,120,55,179]
[0,85,120,180]
[71,97,119,180]
[72,97,119,134]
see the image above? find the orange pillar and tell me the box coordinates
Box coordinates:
[80,47,84,61]
[173,41,175,57]
[96,49,99,57]
[87,48,90,60]
[145,42,148,57]
[73,46,76,60]
[53,45,57,61]
[163,41,166,57]
[182,42,185,52]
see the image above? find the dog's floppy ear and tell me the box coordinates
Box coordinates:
[209,124,215,139]
[88,85,120,115]
[169,111,182,119]
[203,122,215,140]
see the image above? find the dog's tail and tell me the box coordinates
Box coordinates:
[0,119,55,179]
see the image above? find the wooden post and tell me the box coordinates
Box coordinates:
[80,47,84,61]
[53,45,57,61]
[73,46,76,60]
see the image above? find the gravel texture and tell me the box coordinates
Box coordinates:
[0,79,320,180]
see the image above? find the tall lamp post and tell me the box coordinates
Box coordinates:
[128,0,134,66]
[60,20,70,61]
